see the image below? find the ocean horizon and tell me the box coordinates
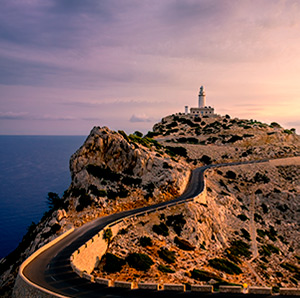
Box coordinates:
[0,135,86,259]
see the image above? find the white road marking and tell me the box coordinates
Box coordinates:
[70,287,79,292]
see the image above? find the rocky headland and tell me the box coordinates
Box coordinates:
[1,113,300,296]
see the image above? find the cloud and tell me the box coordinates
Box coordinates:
[0,112,97,121]
[286,121,300,127]
[61,99,163,107]
[0,112,28,120]
[129,114,154,123]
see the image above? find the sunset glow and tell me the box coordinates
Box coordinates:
[1,0,300,135]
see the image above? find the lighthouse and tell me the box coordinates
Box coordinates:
[198,85,206,108]
[189,85,215,117]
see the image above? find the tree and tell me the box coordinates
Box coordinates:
[133,131,143,138]
[103,228,113,244]
[47,192,61,210]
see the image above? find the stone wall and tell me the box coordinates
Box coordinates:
[71,221,124,274]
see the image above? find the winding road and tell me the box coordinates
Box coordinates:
[21,159,284,297]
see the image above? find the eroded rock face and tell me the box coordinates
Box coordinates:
[69,126,190,207]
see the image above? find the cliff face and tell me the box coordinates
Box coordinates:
[67,126,190,215]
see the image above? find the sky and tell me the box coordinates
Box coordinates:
[1,0,300,135]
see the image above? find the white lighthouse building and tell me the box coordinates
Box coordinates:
[189,86,215,116]
[198,85,206,108]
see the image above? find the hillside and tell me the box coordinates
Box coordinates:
[151,114,300,165]
[94,157,300,289]
[1,113,300,296]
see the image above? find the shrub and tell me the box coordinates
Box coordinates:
[86,164,121,182]
[103,228,113,244]
[158,264,175,273]
[126,253,154,271]
[186,137,199,144]
[139,236,152,247]
[162,162,173,169]
[260,245,272,257]
[102,253,125,273]
[200,155,212,165]
[237,214,249,221]
[76,193,93,211]
[208,258,242,275]
[133,131,143,137]
[227,135,243,143]
[254,213,263,223]
[267,244,280,254]
[166,214,186,236]
[240,228,251,241]
[47,192,64,211]
[261,203,268,213]
[89,185,107,197]
[225,171,236,179]
[191,269,222,282]
[118,130,129,141]
[158,248,176,264]
[228,240,251,258]
[165,146,187,157]
[280,263,300,273]
[253,172,270,184]
[270,122,281,128]
[174,237,195,251]
[122,176,142,186]
[152,223,169,236]
[145,131,160,138]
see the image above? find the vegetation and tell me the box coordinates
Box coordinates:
[165,146,187,158]
[152,222,169,236]
[158,264,175,273]
[46,192,65,211]
[88,185,107,197]
[237,214,249,221]
[139,236,152,247]
[76,192,93,212]
[86,164,121,182]
[261,203,269,214]
[102,253,125,273]
[253,172,270,184]
[257,226,277,241]
[166,213,186,236]
[227,240,251,259]
[191,269,222,282]
[126,253,154,271]
[240,228,251,241]
[225,170,236,179]
[200,155,212,165]
[174,236,195,251]
[208,258,242,275]
[103,228,113,244]
[280,263,300,274]
[158,248,176,264]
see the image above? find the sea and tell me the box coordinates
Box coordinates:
[0,135,86,259]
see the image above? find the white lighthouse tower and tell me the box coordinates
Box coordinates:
[198,85,206,108]
[189,85,215,117]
